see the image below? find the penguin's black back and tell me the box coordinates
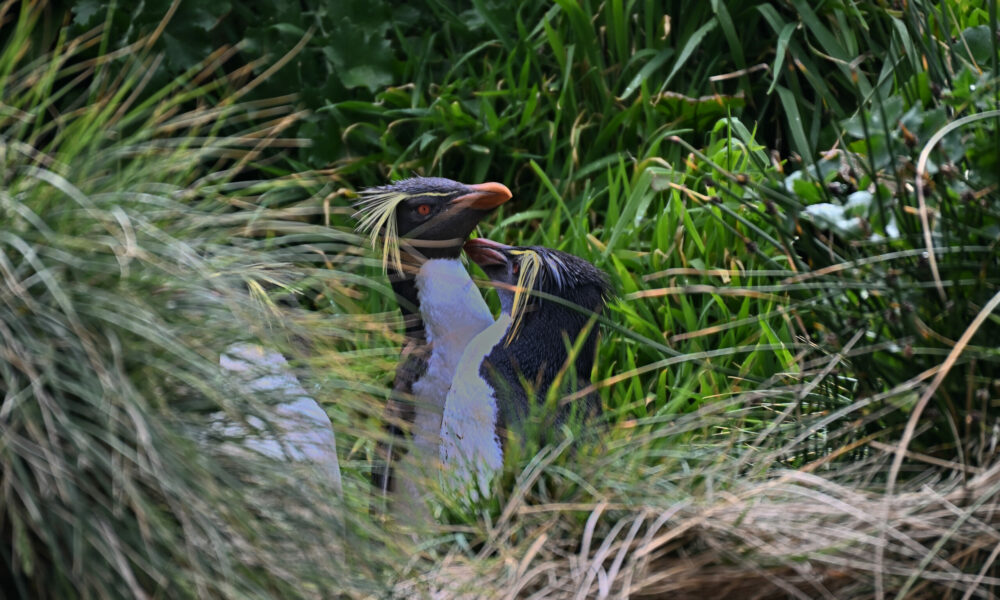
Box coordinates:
[481,277,608,432]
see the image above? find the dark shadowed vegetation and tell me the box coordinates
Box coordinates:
[2,0,999,598]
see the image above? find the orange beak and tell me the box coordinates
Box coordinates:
[451,181,513,209]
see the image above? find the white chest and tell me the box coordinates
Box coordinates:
[439,312,512,500]
[409,259,495,456]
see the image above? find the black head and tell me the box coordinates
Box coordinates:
[464,238,612,325]
[354,177,512,272]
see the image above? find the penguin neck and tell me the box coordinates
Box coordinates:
[389,245,468,342]
[543,301,599,373]
[412,258,494,355]
[391,256,495,389]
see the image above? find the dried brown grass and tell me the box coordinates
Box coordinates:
[383,383,1000,600]
[394,461,1000,599]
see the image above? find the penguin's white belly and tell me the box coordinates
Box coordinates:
[440,313,512,500]
[411,259,495,463]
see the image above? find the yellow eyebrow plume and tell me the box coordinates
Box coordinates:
[353,190,408,273]
[506,249,542,345]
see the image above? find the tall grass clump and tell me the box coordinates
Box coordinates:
[4,0,1000,598]
[0,4,400,598]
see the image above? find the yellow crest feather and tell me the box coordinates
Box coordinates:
[353,190,408,273]
[506,249,542,345]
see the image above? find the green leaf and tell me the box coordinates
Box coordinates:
[680,201,706,255]
[768,23,797,94]
[657,20,718,95]
[72,0,102,26]
[792,177,823,204]
[776,85,812,162]
[951,25,995,66]
[340,65,392,91]
[620,47,674,101]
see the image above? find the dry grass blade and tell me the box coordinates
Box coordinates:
[913,110,1000,303]
[5,1,998,598]
[878,289,1000,598]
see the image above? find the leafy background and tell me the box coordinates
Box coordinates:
[3,0,999,598]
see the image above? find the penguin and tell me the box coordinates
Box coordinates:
[215,343,342,493]
[353,177,512,517]
[439,238,611,498]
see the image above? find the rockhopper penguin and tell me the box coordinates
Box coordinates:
[353,177,512,517]
[439,238,611,498]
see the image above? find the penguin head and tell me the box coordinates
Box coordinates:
[464,238,611,340]
[355,177,512,272]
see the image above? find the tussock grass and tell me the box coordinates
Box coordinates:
[3,0,999,598]
[406,461,1000,599]
[0,5,398,598]
[392,385,1000,598]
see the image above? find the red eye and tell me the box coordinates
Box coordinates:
[417,204,431,216]
[512,263,520,274]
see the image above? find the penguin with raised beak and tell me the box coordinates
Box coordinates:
[440,239,611,498]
